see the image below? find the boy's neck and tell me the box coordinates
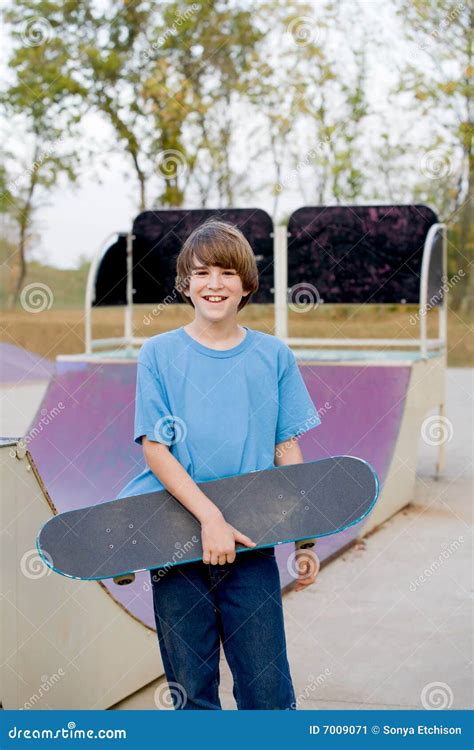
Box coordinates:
[184,318,246,349]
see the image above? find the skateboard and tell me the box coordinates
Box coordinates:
[37,456,379,585]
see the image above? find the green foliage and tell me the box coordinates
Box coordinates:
[1,0,471,312]
[394,0,473,312]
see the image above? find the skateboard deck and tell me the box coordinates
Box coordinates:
[37,456,379,583]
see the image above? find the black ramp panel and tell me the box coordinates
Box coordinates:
[93,208,274,307]
[37,457,379,580]
[288,205,439,304]
[93,234,128,306]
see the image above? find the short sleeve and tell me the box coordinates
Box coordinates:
[133,357,175,446]
[275,347,321,444]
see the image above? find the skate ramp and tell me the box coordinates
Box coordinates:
[25,355,422,625]
[0,342,54,439]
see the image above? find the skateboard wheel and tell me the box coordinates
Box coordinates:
[113,573,136,586]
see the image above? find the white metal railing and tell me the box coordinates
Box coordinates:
[84,231,131,354]
[84,220,447,360]
[418,223,447,358]
[277,222,447,359]
[283,338,444,348]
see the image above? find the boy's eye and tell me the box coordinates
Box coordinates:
[193,269,236,275]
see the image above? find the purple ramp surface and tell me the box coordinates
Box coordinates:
[284,364,410,583]
[29,360,408,626]
[28,360,156,629]
[0,342,54,384]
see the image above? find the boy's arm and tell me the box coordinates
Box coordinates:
[142,437,255,565]
[143,438,223,523]
[274,437,317,550]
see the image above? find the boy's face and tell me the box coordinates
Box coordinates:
[184,256,250,320]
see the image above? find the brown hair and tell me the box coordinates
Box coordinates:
[175,219,259,311]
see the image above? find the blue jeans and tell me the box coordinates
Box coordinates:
[150,546,296,710]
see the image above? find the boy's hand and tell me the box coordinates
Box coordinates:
[293,548,320,592]
[201,512,256,565]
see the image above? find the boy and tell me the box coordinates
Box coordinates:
[118,219,321,710]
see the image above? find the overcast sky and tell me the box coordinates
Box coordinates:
[1,0,444,269]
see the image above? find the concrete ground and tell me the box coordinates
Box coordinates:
[113,368,473,711]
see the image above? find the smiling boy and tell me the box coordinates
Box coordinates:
[118,219,321,710]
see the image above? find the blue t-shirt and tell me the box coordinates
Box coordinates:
[118,325,321,498]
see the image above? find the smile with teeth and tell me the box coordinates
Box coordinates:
[203,296,227,303]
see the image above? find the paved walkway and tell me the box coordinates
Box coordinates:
[114,368,473,711]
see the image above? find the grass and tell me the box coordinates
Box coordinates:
[1,303,472,367]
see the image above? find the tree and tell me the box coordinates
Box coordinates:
[1,13,83,307]
[394,0,473,313]
[151,0,265,207]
